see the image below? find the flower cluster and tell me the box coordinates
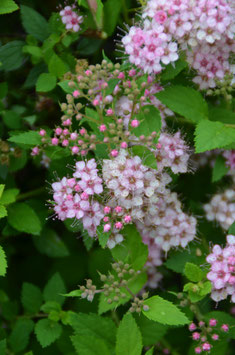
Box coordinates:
[223,150,235,170]
[51,159,104,237]
[204,188,235,230]
[59,5,83,32]
[189,319,230,353]
[122,0,235,89]
[206,234,235,303]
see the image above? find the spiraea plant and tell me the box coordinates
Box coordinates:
[0,0,235,354]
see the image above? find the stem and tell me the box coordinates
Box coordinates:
[16,187,45,201]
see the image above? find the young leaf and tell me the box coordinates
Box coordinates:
[8,131,42,146]
[0,246,7,276]
[142,296,190,325]
[0,188,19,205]
[116,313,142,355]
[184,262,203,282]
[36,73,57,92]
[0,205,7,219]
[156,85,208,123]
[48,53,68,77]
[0,40,25,71]
[63,290,82,297]
[8,202,42,235]
[212,156,229,182]
[21,282,43,314]
[43,273,66,305]
[71,334,110,355]
[35,319,62,348]
[68,312,116,350]
[9,319,34,353]
[21,5,50,41]
[0,0,18,14]
[194,121,235,153]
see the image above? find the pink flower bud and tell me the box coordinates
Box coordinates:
[55,127,62,135]
[121,142,128,149]
[70,132,78,140]
[63,129,69,135]
[93,99,99,106]
[202,342,211,351]
[199,321,205,327]
[189,323,197,331]
[51,137,59,145]
[118,72,125,79]
[71,146,79,154]
[111,150,118,157]
[103,216,109,222]
[209,319,217,327]
[221,324,229,332]
[104,224,111,232]
[115,222,123,230]
[104,206,111,214]
[156,143,162,149]
[79,128,86,136]
[124,215,131,223]
[104,95,113,104]
[154,10,168,24]
[192,332,200,340]
[31,147,40,156]
[115,206,122,213]
[212,334,219,341]
[128,69,136,77]
[73,90,80,98]
[39,129,46,137]
[85,70,92,76]
[106,108,114,116]
[194,347,202,354]
[81,150,87,156]
[62,139,69,146]
[99,124,107,132]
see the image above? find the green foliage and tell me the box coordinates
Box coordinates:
[156,85,208,123]
[33,227,69,258]
[103,0,122,35]
[194,120,235,153]
[0,246,7,276]
[21,5,50,41]
[35,319,62,348]
[131,145,157,170]
[0,0,18,14]
[9,319,34,352]
[8,131,42,146]
[228,221,235,234]
[21,282,43,314]
[116,313,142,355]
[43,273,66,305]
[142,296,190,325]
[36,73,57,92]
[135,105,162,137]
[8,202,42,235]
[135,314,168,346]
[184,262,203,282]
[71,334,110,355]
[0,41,25,71]
[0,188,19,205]
[212,156,229,182]
[161,59,188,81]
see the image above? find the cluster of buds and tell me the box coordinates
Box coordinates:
[129,294,149,313]
[0,140,21,165]
[189,319,229,354]
[80,279,97,302]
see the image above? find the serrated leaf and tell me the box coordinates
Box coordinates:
[212,156,229,182]
[21,282,43,314]
[135,105,162,137]
[209,107,235,125]
[36,73,57,92]
[33,227,69,258]
[71,334,110,355]
[184,262,203,282]
[21,5,50,41]
[0,188,19,205]
[8,202,42,235]
[0,0,18,14]
[68,312,116,350]
[48,53,68,77]
[0,40,25,71]
[194,121,235,153]
[161,59,188,81]
[0,205,7,219]
[9,319,34,352]
[43,273,66,305]
[63,290,82,297]
[35,319,62,348]
[8,131,41,146]
[116,313,142,355]
[156,85,208,123]
[228,221,235,235]
[0,246,7,276]
[135,314,168,346]
[142,296,190,325]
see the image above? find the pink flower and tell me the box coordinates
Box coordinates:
[221,324,229,332]
[189,323,197,331]
[104,224,111,232]
[209,318,217,327]
[154,10,168,24]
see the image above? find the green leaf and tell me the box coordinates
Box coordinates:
[63,290,82,297]
[35,319,62,348]
[135,105,162,137]
[194,120,235,153]
[21,5,50,41]
[0,82,8,99]
[68,312,116,350]
[0,339,6,355]
[48,53,68,77]
[21,282,43,314]
[40,301,61,314]
[96,224,111,248]
[103,0,122,35]
[161,59,188,81]
[9,319,34,353]
[0,188,19,205]
[43,273,66,305]
[156,85,208,123]
[184,262,203,282]
[228,221,235,235]
[8,202,42,235]
[0,246,7,276]
[24,63,47,88]
[135,314,168,346]
[0,205,7,219]
[23,45,42,60]
[71,334,110,355]
[131,145,157,170]
[204,311,235,339]
[58,80,74,94]
[212,156,229,182]
[116,313,142,355]
[142,296,190,325]
[0,185,5,199]
[111,224,148,270]
[36,73,57,92]
[0,40,25,71]
[33,227,69,258]
[8,130,41,146]
[0,0,18,14]
[145,348,154,355]
[209,107,235,125]
[2,110,21,129]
